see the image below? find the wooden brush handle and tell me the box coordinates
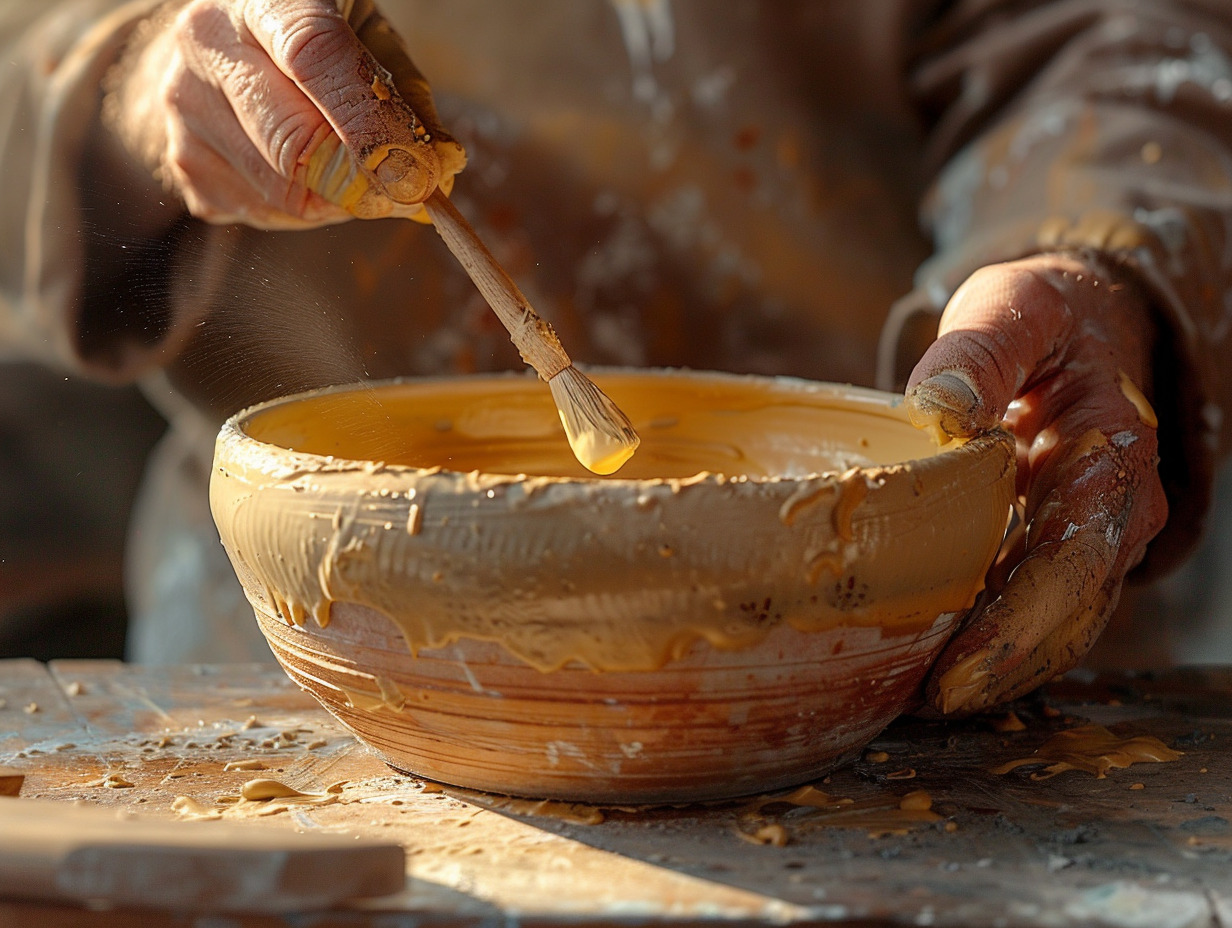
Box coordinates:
[424,189,571,380]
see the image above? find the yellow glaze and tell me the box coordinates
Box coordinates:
[991,724,1182,779]
[211,370,1015,674]
[558,412,637,475]
[747,785,940,840]
[1117,369,1159,429]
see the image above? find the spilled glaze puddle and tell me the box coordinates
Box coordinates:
[739,784,942,843]
[991,724,1183,779]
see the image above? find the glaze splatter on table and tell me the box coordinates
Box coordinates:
[2,659,1231,926]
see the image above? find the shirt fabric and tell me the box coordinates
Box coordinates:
[2,0,1231,661]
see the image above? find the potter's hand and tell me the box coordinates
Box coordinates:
[105,0,464,228]
[907,252,1167,715]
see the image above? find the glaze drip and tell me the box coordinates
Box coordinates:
[211,372,1015,672]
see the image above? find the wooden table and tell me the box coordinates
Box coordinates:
[2,659,1231,927]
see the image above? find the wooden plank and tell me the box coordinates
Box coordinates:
[0,797,405,912]
[45,661,319,737]
[0,660,83,755]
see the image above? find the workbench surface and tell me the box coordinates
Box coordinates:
[1,658,1231,927]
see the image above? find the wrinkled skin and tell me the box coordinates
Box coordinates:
[106,0,459,228]
[908,252,1167,715]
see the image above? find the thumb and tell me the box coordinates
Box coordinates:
[339,0,466,202]
[904,257,1081,442]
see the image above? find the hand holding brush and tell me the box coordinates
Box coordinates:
[104,0,639,472]
[301,1,641,473]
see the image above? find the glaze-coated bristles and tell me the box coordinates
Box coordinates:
[423,188,641,475]
[549,366,641,475]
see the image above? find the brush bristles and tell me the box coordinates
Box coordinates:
[548,367,641,475]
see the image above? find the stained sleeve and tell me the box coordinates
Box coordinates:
[0,1,201,383]
[879,0,1232,575]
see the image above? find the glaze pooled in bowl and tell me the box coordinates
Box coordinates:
[212,369,1014,801]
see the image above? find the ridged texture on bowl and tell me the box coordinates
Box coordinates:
[259,603,960,802]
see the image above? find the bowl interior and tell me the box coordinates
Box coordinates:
[240,370,944,480]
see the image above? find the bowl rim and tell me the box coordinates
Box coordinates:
[217,367,1013,486]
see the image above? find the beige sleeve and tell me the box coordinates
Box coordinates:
[0,0,204,382]
[880,0,1232,576]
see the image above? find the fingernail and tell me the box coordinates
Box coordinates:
[374,147,437,204]
[937,650,990,714]
[907,371,982,443]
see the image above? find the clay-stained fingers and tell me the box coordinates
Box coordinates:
[903,251,1167,712]
[172,0,423,211]
[926,532,1112,714]
[107,0,462,224]
[165,124,343,229]
[341,0,448,137]
[174,4,339,189]
[926,347,1163,709]
[1016,378,1158,529]
[237,0,441,203]
[162,62,349,227]
[960,583,1118,712]
[926,402,1165,714]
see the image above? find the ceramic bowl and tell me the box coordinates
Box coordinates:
[211,369,1014,802]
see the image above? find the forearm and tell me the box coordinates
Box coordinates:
[0,1,198,380]
[899,0,1232,572]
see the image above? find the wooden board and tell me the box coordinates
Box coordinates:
[1,659,1231,926]
[0,797,405,912]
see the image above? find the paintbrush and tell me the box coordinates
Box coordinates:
[296,38,639,475]
[420,188,640,475]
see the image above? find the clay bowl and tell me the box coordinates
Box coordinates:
[211,369,1014,803]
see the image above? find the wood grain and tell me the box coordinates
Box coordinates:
[0,798,405,912]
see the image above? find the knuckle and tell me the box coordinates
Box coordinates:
[267,112,321,177]
[162,132,197,183]
[272,14,351,84]
[175,1,236,71]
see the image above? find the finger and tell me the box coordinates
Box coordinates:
[1003,371,1159,520]
[904,256,1083,441]
[165,113,340,229]
[929,415,1163,714]
[964,583,1118,711]
[238,0,440,202]
[340,0,466,208]
[999,363,1163,582]
[928,533,1111,714]
[167,63,349,225]
[172,4,361,208]
[344,0,444,132]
